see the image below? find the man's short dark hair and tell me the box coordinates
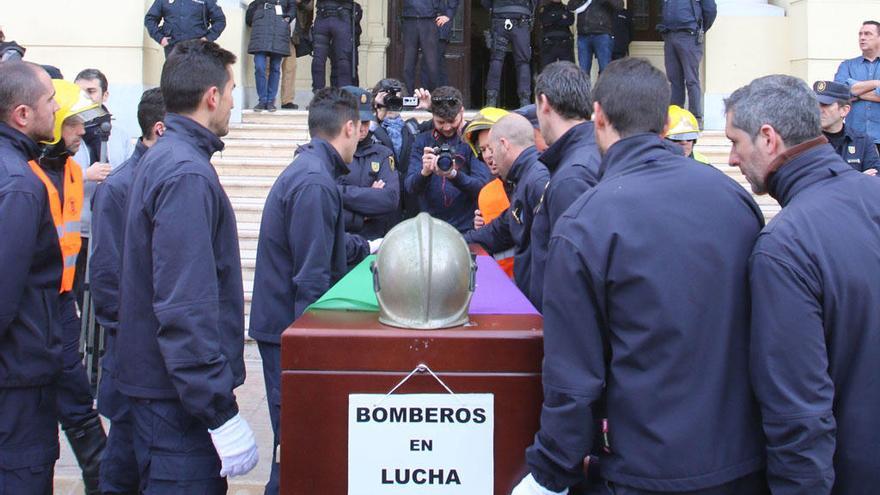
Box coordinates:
[864,20,880,34]
[0,61,45,123]
[75,68,108,94]
[160,40,237,114]
[430,86,463,121]
[534,61,592,120]
[307,87,359,139]
[138,88,166,139]
[593,58,670,138]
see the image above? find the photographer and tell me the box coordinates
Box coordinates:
[405,86,491,232]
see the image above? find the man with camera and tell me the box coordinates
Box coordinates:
[405,86,492,232]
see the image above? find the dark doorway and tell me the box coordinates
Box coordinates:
[629,0,663,42]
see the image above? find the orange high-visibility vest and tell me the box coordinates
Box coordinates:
[478,178,515,278]
[29,157,83,293]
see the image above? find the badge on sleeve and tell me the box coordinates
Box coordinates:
[389,156,396,171]
[849,145,857,155]
[371,161,381,173]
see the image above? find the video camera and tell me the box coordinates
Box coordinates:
[379,83,418,112]
[431,144,457,172]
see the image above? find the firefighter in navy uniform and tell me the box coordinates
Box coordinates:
[484,0,537,108]
[339,87,401,240]
[537,0,574,70]
[311,0,356,90]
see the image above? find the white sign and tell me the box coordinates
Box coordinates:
[348,393,494,495]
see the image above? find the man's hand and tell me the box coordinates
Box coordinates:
[511,474,569,495]
[85,163,112,182]
[160,37,170,47]
[421,147,438,176]
[864,168,878,176]
[415,88,432,111]
[436,15,451,26]
[371,180,386,189]
[473,209,485,229]
[208,414,259,478]
[369,237,383,254]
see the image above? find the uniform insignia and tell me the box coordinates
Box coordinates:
[389,156,396,171]
[849,146,857,154]
[371,161,380,173]
[361,94,368,104]
[816,81,827,92]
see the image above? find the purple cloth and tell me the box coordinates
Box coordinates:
[470,256,540,315]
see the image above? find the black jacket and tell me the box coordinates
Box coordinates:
[527,133,766,492]
[750,139,880,494]
[248,0,293,56]
[339,136,401,240]
[145,0,227,47]
[657,0,717,33]
[538,1,574,36]
[824,125,880,173]
[529,121,601,311]
[464,146,549,297]
[402,0,444,18]
[0,123,63,389]
[570,0,622,36]
[116,115,243,429]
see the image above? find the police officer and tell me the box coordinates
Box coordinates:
[465,113,549,296]
[536,0,574,70]
[145,0,227,57]
[0,61,62,495]
[515,57,769,495]
[405,86,492,232]
[90,88,166,495]
[311,0,357,90]
[401,0,446,93]
[528,61,601,311]
[814,80,880,175]
[339,87,400,240]
[249,87,371,495]
[116,41,258,492]
[484,0,536,108]
[727,74,880,494]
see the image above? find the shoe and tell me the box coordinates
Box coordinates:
[266,103,277,112]
[64,416,107,495]
[281,102,299,110]
[253,102,266,112]
[518,92,531,108]
[485,90,499,108]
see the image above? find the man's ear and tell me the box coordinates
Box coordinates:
[10,104,30,129]
[593,101,607,130]
[204,86,221,111]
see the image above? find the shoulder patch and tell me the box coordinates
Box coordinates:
[848,145,857,155]
[371,161,381,173]
[389,156,396,171]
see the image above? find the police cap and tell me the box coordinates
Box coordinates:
[813,81,852,105]
[341,86,374,122]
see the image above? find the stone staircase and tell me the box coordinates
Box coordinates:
[216,110,779,320]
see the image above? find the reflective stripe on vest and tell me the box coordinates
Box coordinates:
[28,158,84,293]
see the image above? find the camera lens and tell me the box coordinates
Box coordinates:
[437,154,453,171]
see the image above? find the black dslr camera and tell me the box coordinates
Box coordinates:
[380,84,418,112]
[431,144,456,172]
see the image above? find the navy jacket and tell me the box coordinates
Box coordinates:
[527,134,766,492]
[116,115,243,430]
[145,0,226,47]
[339,135,400,240]
[402,0,444,18]
[374,121,419,219]
[249,138,369,345]
[529,121,601,311]
[405,130,492,232]
[825,125,880,173]
[90,140,147,373]
[0,123,63,388]
[657,0,716,33]
[464,146,549,296]
[749,139,880,495]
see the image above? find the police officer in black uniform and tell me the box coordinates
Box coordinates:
[814,80,880,174]
[339,87,401,240]
[312,0,357,90]
[401,0,446,93]
[144,0,227,57]
[536,0,574,70]
[484,0,537,108]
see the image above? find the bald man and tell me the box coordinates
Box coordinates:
[464,113,549,298]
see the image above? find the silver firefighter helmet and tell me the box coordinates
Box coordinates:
[372,213,477,329]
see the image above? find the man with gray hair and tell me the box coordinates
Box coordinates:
[528,61,601,311]
[464,113,549,296]
[726,74,880,494]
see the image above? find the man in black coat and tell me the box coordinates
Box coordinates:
[515,57,768,495]
[145,0,226,56]
[247,0,294,111]
[727,74,880,495]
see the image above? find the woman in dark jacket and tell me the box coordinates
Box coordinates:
[248,0,293,111]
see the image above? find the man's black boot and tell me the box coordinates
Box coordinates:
[64,416,107,495]
[486,90,499,108]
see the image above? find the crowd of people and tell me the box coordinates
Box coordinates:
[1,1,880,494]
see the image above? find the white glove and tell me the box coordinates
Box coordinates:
[368,237,383,254]
[209,413,259,478]
[511,474,569,495]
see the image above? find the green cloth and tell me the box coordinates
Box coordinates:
[307,255,379,312]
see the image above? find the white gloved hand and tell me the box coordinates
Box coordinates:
[511,474,569,495]
[368,237,383,254]
[209,413,259,478]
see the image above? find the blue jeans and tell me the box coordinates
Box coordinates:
[254,52,283,105]
[577,33,613,75]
